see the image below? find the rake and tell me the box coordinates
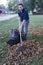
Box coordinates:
[18,17,23,46]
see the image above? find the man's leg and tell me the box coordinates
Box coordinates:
[22,21,29,40]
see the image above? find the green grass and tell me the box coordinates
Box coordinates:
[29,15,43,27]
[0,15,43,65]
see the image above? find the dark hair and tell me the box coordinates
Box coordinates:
[18,3,24,7]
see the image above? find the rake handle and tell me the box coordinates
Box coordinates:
[18,17,23,46]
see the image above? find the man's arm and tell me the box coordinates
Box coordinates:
[21,20,25,28]
[18,15,25,29]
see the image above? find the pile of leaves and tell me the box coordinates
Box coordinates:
[4,39,42,65]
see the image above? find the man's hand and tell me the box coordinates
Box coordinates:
[19,20,25,31]
[22,19,25,26]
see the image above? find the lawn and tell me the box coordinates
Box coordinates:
[0,15,43,65]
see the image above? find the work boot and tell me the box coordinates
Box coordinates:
[22,34,27,41]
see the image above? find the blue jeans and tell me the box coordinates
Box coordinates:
[21,21,29,40]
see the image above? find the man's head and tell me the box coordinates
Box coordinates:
[18,3,24,11]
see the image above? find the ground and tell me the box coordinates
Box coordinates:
[0,14,17,21]
[0,15,43,65]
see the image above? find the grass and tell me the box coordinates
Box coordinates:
[0,15,43,65]
[30,15,43,26]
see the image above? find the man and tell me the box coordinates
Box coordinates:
[18,3,29,40]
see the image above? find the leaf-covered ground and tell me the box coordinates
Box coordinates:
[0,15,43,65]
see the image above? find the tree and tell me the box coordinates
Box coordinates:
[0,4,5,9]
[23,0,30,10]
[8,2,14,10]
[38,0,43,9]
[8,0,18,11]
[30,0,35,12]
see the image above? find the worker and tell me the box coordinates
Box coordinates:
[18,3,29,40]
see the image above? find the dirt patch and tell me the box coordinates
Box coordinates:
[29,26,43,36]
